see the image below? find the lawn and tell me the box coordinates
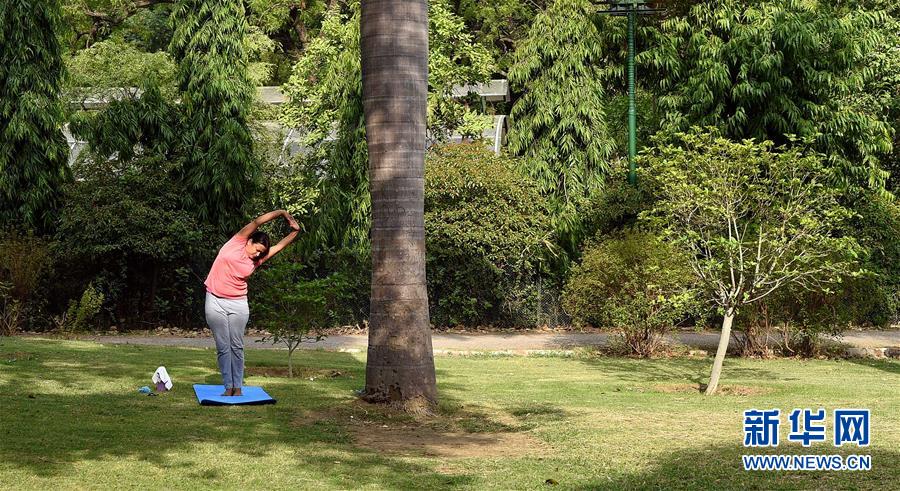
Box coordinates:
[0,337,897,490]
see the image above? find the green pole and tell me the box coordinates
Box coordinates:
[627,5,637,185]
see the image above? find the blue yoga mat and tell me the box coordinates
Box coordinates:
[193,384,276,406]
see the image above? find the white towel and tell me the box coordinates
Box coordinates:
[152,366,173,390]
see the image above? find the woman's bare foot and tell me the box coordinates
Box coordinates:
[221,388,234,396]
[232,388,243,397]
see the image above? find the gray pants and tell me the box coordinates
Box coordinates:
[205,292,250,389]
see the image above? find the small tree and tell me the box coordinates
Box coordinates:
[642,130,861,394]
[563,230,697,357]
[253,262,335,377]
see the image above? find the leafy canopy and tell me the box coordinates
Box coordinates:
[641,129,861,314]
[646,0,892,190]
[507,0,615,249]
[0,0,71,233]
[169,0,259,231]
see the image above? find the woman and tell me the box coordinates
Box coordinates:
[204,210,300,396]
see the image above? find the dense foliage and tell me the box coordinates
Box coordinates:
[56,154,216,326]
[170,0,259,231]
[0,0,71,233]
[5,0,899,341]
[0,231,53,334]
[65,38,177,100]
[507,0,614,248]
[424,144,554,326]
[647,0,893,190]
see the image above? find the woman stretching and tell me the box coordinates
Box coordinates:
[204,210,300,396]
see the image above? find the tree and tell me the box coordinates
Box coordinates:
[169,0,259,231]
[642,130,861,394]
[457,0,548,74]
[0,0,72,233]
[360,0,437,404]
[507,0,615,250]
[647,0,892,191]
[65,39,178,101]
[254,263,333,377]
[62,0,174,48]
[843,0,900,191]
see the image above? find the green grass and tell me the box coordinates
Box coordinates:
[0,337,897,490]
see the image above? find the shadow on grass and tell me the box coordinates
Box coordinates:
[0,338,472,488]
[575,355,779,386]
[845,357,900,375]
[571,442,899,490]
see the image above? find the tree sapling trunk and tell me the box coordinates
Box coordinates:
[706,309,735,395]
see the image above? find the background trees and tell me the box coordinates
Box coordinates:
[2,0,898,379]
[507,0,614,250]
[646,0,892,190]
[0,0,71,233]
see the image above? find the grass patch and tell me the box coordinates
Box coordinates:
[0,337,897,489]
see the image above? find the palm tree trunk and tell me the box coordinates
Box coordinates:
[360,0,437,403]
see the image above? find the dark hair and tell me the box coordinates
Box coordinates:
[248,231,271,262]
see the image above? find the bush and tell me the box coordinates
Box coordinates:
[54,155,216,328]
[563,230,698,357]
[55,283,105,334]
[424,144,555,326]
[770,287,857,358]
[0,230,53,331]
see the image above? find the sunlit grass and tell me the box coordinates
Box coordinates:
[0,337,897,489]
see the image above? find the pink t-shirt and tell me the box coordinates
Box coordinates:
[204,235,256,299]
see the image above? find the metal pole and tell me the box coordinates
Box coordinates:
[627,5,637,185]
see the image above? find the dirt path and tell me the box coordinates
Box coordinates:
[64,329,900,353]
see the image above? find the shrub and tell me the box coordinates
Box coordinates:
[424,144,555,326]
[563,230,698,357]
[55,283,105,334]
[54,155,216,328]
[0,230,53,330]
[771,287,857,358]
[733,192,900,357]
[0,281,22,336]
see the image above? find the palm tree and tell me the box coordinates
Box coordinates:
[360,0,437,403]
